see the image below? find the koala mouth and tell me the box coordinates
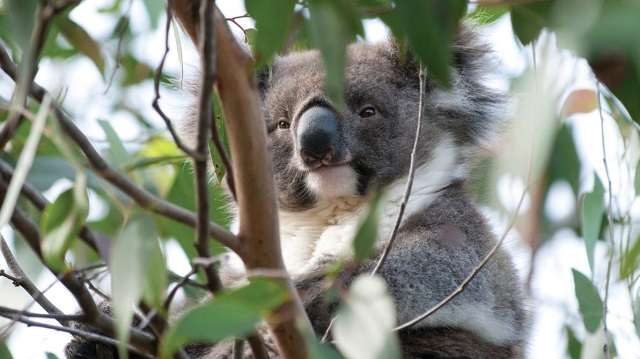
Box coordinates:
[305,163,358,200]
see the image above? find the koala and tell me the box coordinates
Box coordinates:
[66,25,528,359]
[200,24,528,358]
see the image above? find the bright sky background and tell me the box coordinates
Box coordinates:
[1,1,640,358]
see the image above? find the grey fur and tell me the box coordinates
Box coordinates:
[64,24,527,359]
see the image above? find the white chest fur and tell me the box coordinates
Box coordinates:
[279,135,463,277]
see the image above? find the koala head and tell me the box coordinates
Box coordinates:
[258,26,505,213]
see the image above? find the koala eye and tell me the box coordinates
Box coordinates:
[358,106,377,118]
[278,119,291,130]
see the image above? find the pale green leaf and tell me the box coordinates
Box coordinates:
[57,18,106,75]
[572,269,603,333]
[332,275,400,359]
[98,119,130,170]
[141,0,163,29]
[353,191,383,263]
[41,170,89,272]
[635,159,640,196]
[634,295,640,338]
[110,214,165,357]
[6,0,37,55]
[160,279,288,357]
[580,174,604,274]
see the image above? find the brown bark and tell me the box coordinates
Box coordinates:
[172,1,312,358]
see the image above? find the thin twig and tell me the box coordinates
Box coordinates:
[0,159,101,252]
[152,0,203,159]
[0,181,157,352]
[0,306,81,321]
[104,0,133,94]
[0,42,242,255]
[371,66,426,276]
[233,339,245,359]
[164,267,198,311]
[394,180,534,331]
[194,0,224,294]
[0,313,154,359]
[597,82,614,359]
[210,106,237,200]
[0,236,68,326]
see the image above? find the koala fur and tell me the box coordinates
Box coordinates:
[205,25,528,358]
[65,25,528,359]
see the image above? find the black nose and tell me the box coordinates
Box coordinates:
[297,106,340,168]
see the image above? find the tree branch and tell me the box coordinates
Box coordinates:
[0,235,68,326]
[0,43,242,255]
[172,2,313,357]
[193,0,224,294]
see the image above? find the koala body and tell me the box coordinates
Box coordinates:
[216,27,528,358]
[66,26,527,359]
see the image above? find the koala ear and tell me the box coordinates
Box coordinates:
[255,65,272,100]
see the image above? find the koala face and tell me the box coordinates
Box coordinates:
[261,43,428,211]
[259,33,503,213]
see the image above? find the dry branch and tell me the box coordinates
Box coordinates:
[172,1,313,357]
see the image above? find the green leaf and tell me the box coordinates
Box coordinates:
[580,173,604,274]
[141,0,163,29]
[510,2,554,46]
[245,0,296,67]
[6,0,37,56]
[572,269,603,333]
[621,234,640,280]
[382,0,466,87]
[308,0,364,108]
[353,191,383,263]
[332,275,400,359]
[0,342,13,359]
[159,163,230,259]
[110,214,166,357]
[306,330,343,359]
[160,279,288,357]
[469,5,509,25]
[565,326,582,359]
[98,119,130,170]
[547,124,580,196]
[634,295,640,338]
[45,353,60,359]
[56,17,106,75]
[208,94,231,186]
[41,170,89,272]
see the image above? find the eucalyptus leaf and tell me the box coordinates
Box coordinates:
[572,269,603,333]
[510,2,554,46]
[580,173,604,274]
[57,17,106,75]
[110,214,166,357]
[0,342,13,359]
[98,119,130,170]
[308,0,363,108]
[41,171,89,272]
[353,191,383,263]
[332,275,400,359]
[245,0,296,67]
[383,0,466,87]
[160,279,288,357]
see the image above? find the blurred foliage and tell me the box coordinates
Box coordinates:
[0,0,640,358]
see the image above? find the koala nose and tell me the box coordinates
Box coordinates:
[297,106,340,168]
